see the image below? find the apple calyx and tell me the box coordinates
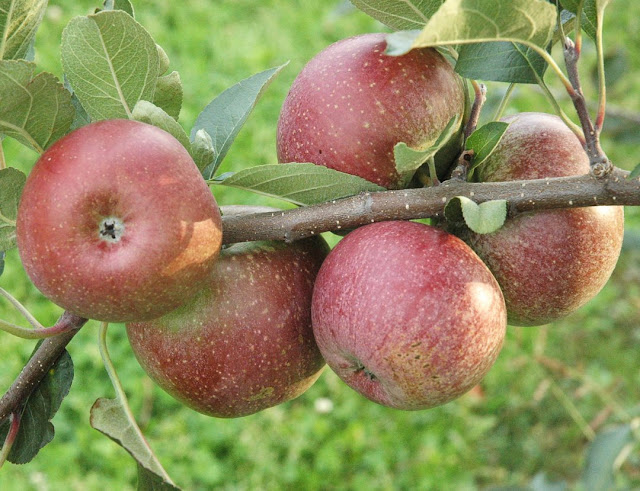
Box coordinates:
[98,217,125,243]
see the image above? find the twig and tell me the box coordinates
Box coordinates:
[221,167,639,244]
[0,312,87,423]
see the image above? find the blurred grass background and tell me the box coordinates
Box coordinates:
[0,0,639,489]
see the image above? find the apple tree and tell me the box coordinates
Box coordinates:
[0,0,638,488]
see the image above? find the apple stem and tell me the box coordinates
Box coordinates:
[98,322,176,486]
[563,36,612,177]
[427,157,440,187]
[0,312,87,424]
[0,411,21,469]
[0,286,45,329]
[464,81,487,141]
[493,83,515,121]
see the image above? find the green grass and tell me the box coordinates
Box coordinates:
[1,1,639,489]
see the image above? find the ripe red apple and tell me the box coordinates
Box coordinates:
[466,112,624,326]
[16,119,223,323]
[126,210,328,418]
[276,33,466,189]
[311,220,506,410]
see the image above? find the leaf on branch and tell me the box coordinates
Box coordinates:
[465,121,509,178]
[581,423,636,491]
[96,0,135,17]
[61,10,160,121]
[456,42,548,84]
[0,167,26,251]
[0,60,75,152]
[132,100,191,151]
[349,0,446,30]
[0,345,74,464]
[153,71,183,121]
[393,115,460,186]
[0,251,5,277]
[0,0,48,60]
[561,0,610,40]
[629,164,640,180]
[191,63,287,180]
[137,464,181,491]
[212,163,385,206]
[90,398,179,490]
[190,129,215,172]
[385,0,557,56]
[444,196,507,234]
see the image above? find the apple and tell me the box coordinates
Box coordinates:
[126,208,329,418]
[276,33,466,189]
[16,119,223,323]
[465,112,625,326]
[311,220,506,410]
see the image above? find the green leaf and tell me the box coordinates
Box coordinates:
[0,0,48,60]
[98,0,135,17]
[213,163,385,206]
[349,0,446,30]
[628,164,640,179]
[190,129,215,172]
[153,71,182,120]
[0,167,26,251]
[0,251,5,276]
[393,115,460,186]
[561,0,610,40]
[131,100,190,151]
[0,345,74,464]
[137,465,181,491]
[0,60,75,152]
[444,196,507,234]
[385,0,557,55]
[530,472,567,491]
[582,423,636,491]
[90,398,178,490]
[61,10,160,120]
[191,63,287,180]
[465,121,509,177]
[456,41,548,84]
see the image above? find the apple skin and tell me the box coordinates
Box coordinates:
[311,220,506,410]
[276,33,466,189]
[16,119,223,323]
[466,112,624,326]
[126,218,329,418]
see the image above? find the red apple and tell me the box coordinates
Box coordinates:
[311,220,506,410]
[126,209,328,418]
[276,33,466,189]
[467,112,624,326]
[16,119,223,323]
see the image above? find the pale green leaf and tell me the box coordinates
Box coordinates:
[393,115,460,186]
[191,63,287,179]
[465,121,509,176]
[190,129,215,172]
[131,100,190,150]
[628,163,640,179]
[386,0,557,55]
[98,0,135,17]
[444,196,507,234]
[582,423,636,491]
[349,0,446,30]
[61,10,159,120]
[0,0,47,60]
[560,0,611,40]
[0,167,25,251]
[213,163,385,206]
[0,60,75,152]
[90,398,177,490]
[153,71,182,120]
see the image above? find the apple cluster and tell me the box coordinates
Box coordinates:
[14,33,624,418]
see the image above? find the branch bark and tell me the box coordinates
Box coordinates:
[0,312,87,422]
[221,167,639,244]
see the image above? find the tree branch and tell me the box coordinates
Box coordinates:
[0,312,88,422]
[221,167,638,244]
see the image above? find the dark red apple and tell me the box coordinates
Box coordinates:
[126,211,328,418]
[311,220,506,410]
[466,112,624,326]
[276,33,466,189]
[16,119,223,323]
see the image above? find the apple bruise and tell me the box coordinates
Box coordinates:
[276,32,466,189]
[126,237,329,418]
[311,221,507,410]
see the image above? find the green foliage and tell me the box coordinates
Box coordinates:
[0,0,48,61]
[0,345,73,464]
[444,196,507,234]
[465,121,509,178]
[0,167,25,251]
